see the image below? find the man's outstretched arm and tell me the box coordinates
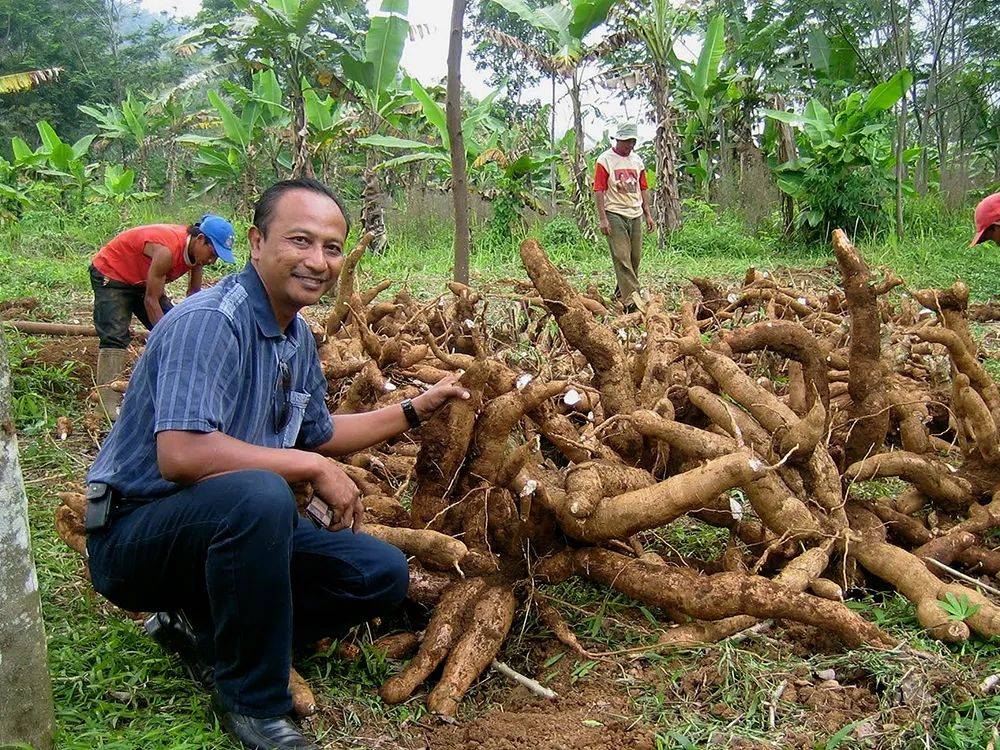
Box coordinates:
[314,373,469,457]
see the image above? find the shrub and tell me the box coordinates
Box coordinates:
[668,199,780,257]
[538,214,583,248]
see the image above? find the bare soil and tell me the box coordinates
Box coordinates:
[21,335,141,392]
[406,644,654,750]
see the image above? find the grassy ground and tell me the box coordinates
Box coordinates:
[4,197,1000,749]
[2,193,999,315]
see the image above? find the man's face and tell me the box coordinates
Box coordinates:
[190,234,218,266]
[248,189,347,316]
[616,138,636,156]
[984,224,1000,245]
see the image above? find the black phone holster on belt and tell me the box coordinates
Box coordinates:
[84,482,116,532]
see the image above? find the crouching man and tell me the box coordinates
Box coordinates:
[84,178,469,750]
[90,214,236,416]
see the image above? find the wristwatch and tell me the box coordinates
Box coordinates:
[401,398,422,429]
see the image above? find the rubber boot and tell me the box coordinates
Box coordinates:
[96,347,126,419]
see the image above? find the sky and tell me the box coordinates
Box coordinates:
[138,0,655,147]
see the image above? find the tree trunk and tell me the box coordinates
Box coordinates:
[894,97,907,239]
[569,69,591,237]
[242,156,257,214]
[0,329,55,750]
[549,72,557,215]
[361,111,388,253]
[165,142,178,204]
[889,0,909,240]
[651,65,681,249]
[362,164,388,254]
[915,117,929,194]
[290,76,313,179]
[447,0,471,286]
[774,94,798,234]
[105,0,123,100]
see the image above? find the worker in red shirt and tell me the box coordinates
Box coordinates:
[971,193,1000,247]
[90,214,236,416]
[593,122,655,311]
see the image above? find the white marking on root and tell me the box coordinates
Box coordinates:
[729,497,744,522]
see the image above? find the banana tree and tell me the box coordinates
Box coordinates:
[0,157,33,225]
[11,121,97,205]
[607,0,695,243]
[357,79,500,172]
[79,91,156,188]
[173,0,360,178]
[359,81,554,231]
[300,81,354,184]
[156,94,202,203]
[177,70,288,207]
[90,164,157,203]
[763,69,915,236]
[484,0,615,235]
[806,28,860,94]
[335,0,427,249]
[672,13,728,198]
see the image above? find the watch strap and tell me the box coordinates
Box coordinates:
[401,398,422,429]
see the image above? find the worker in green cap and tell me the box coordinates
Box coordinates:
[593,122,655,312]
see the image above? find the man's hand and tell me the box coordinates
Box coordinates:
[312,458,364,532]
[413,372,471,420]
[645,214,655,232]
[599,218,611,236]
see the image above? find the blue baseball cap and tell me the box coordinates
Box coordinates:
[198,214,236,263]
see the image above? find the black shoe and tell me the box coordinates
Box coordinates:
[144,611,215,690]
[213,695,319,750]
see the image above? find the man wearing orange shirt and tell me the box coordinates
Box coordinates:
[90,214,235,415]
[593,122,654,311]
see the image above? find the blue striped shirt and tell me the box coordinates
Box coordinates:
[88,264,334,498]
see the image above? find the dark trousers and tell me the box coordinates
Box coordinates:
[85,470,409,718]
[89,264,173,349]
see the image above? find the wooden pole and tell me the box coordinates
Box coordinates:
[447,0,472,286]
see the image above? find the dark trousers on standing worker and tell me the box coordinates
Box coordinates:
[605,211,643,306]
[86,469,409,718]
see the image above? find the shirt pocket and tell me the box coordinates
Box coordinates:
[282,390,311,448]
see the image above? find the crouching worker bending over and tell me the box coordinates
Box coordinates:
[84,178,469,750]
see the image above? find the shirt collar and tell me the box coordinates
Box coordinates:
[238,263,295,341]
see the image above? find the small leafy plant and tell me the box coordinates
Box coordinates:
[938,592,981,622]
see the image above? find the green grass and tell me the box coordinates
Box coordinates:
[5,196,1000,748]
[3,194,998,316]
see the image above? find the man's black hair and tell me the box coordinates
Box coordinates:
[252,178,352,237]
